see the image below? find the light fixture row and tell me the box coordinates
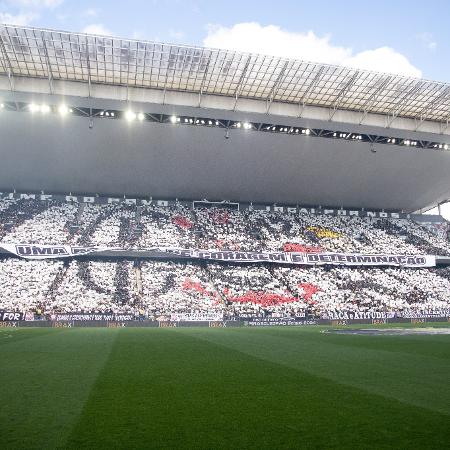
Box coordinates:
[27,103,73,115]
[1,101,449,151]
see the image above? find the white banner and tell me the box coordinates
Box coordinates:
[0,244,117,259]
[170,313,224,322]
[0,244,436,267]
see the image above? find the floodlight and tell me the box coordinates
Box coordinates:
[41,104,50,113]
[29,103,40,113]
[305,129,311,135]
[444,144,449,150]
[243,122,251,129]
[137,113,145,121]
[58,105,69,116]
[125,110,136,121]
[0,103,4,109]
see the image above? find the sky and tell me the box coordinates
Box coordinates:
[1,0,450,81]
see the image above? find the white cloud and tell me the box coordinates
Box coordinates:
[82,24,113,36]
[203,22,422,78]
[204,23,351,64]
[169,29,185,41]
[0,0,63,26]
[84,8,98,17]
[417,32,437,51]
[9,0,63,7]
[0,11,37,25]
[343,47,422,78]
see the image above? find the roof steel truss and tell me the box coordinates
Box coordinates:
[0,24,449,124]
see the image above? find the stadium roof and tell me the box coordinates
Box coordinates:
[1,24,450,125]
[2,25,450,212]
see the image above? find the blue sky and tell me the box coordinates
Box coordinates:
[1,0,449,81]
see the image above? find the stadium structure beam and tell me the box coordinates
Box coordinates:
[85,36,92,98]
[125,37,132,101]
[266,60,289,114]
[414,86,450,131]
[162,46,175,105]
[40,30,54,95]
[0,57,7,80]
[191,49,210,101]
[0,53,12,90]
[197,52,212,108]
[232,55,252,111]
[386,80,426,128]
[358,75,393,125]
[298,66,325,118]
[440,117,450,134]
[0,34,14,91]
[329,70,360,121]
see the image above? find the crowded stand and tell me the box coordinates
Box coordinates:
[1,200,77,245]
[0,196,450,319]
[274,266,450,318]
[207,263,307,319]
[139,204,194,249]
[140,261,223,319]
[48,260,137,313]
[1,198,448,255]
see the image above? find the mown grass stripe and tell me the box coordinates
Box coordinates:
[0,328,119,449]
[63,328,449,450]
[177,327,450,415]
[260,325,450,360]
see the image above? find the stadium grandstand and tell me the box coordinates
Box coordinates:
[1,23,450,324]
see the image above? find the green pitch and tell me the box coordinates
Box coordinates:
[1,326,450,449]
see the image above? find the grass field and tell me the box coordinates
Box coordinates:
[1,325,450,449]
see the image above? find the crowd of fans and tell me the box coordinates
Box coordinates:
[0,197,449,319]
